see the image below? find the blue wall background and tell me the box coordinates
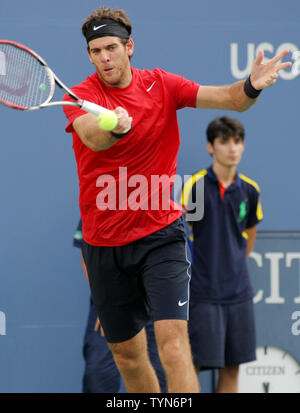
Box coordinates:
[0,0,299,392]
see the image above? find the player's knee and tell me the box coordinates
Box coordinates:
[113,351,139,373]
[110,344,145,374]
[158,337,184,369]
[155,320,190,369]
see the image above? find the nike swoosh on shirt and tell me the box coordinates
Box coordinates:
[146,81,156,92]
[93,24,107,31]
[178,300,188,307]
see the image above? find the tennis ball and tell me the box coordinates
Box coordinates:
[98,111,118,131]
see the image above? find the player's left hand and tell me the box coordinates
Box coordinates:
[250,49,292,90]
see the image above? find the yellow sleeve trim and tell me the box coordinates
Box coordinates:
[239,173,263,221]
[239,173,260,192]
[181,169,207,208]
[256,199,264,221]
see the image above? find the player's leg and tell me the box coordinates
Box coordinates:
[145,321,167,393]
[154,319,199,392]
[142,217,200,392]
[108,327,160,393]
[217,365,239,393]
[81,242,161,393]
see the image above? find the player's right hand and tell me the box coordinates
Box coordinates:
[112,106,132,134]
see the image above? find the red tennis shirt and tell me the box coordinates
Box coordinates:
[63,67,200,246]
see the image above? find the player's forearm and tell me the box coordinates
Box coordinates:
[197,49,292,112]
[73,114,118,151]
[82,128,117,151]
[73,107,132,151]
[227,80,259,112]
[196,81,258,112]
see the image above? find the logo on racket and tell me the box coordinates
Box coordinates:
[0,51,6,76]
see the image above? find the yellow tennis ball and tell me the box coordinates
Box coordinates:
[98,111,118,131]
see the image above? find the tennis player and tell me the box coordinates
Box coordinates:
[63,6,290,393]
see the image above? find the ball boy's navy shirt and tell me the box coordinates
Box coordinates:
[182,166,263,304]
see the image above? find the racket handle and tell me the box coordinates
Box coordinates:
[81,100,110,116]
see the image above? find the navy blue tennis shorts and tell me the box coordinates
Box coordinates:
[82,216,191,343]
[188,299,256,369]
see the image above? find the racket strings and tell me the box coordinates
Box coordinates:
[0,44,52,108]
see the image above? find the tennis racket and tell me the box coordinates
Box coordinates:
[0,40,114,119]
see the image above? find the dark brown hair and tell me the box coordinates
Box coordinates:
[206,116,245,144]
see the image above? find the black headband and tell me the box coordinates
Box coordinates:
[85,18,130,44]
